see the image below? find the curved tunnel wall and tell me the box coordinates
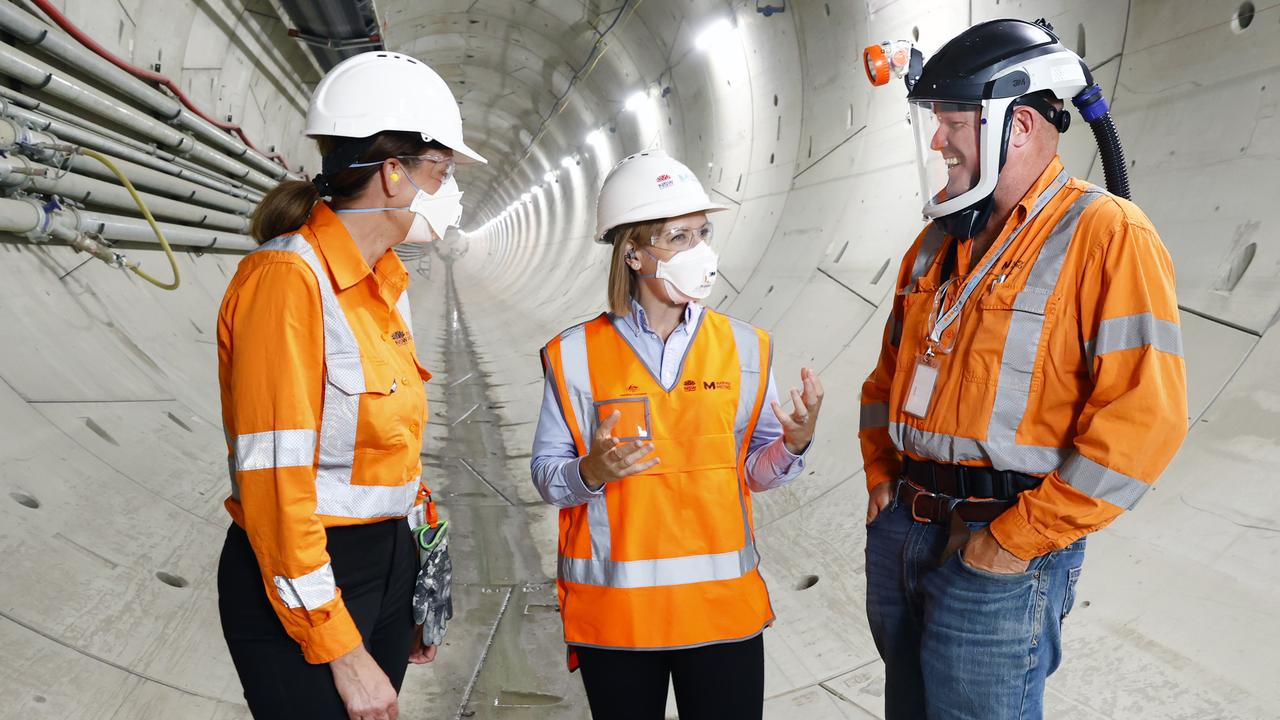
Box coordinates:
[0,0,1276,717]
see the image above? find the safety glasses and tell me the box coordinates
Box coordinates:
[650,222,713,249]
[349,153,455,183]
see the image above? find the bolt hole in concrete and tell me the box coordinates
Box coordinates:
[165,411,193,432]
[494,690,564,708]
[155,571,189,588]
[796,574,820,590]
[83,417,120,446]
[10,491,40,509]
[1232,1,1255,32]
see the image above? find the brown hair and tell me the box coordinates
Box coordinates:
[249,131,444,243]
[605,219,666,315]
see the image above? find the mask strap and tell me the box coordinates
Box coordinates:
[334,170,426,215]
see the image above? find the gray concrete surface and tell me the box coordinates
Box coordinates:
[0,0,1278,718]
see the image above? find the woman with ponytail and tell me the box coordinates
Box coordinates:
[215,51,485,720]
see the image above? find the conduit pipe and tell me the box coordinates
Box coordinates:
[0,118,255,215]
[2,100,261,202]
[0,196,255,251]
[0,156,249,232]
[0,2,298,180]
[0,86,263,198]
[0,42,278,191]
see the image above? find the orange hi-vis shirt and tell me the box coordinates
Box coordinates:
[859,157,1187,560]
[217,202,431,663]
[541,310,775,654]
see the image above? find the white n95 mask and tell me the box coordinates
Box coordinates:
[642,242,719,302]
[336,175,464,245]
[404,175,464,244]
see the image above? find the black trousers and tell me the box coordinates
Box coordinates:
[574,634,765,720]
[218,518,417,718]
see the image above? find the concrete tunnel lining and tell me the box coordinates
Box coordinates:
[0,0,1277,718]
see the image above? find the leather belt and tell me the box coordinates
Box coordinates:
[899,458,1044,525]
[902,457,1041,501]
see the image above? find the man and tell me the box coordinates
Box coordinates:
[858,19,1187,720]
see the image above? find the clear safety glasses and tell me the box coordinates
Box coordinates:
[650,222,713,250]
[349,153,456,183]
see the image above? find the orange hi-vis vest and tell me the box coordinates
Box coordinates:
[541,309,776,654]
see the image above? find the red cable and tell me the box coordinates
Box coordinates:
[30,0,300,175]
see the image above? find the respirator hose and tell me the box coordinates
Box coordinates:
[1072,84,1130,200]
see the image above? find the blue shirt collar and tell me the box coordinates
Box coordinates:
[619,297,700,337]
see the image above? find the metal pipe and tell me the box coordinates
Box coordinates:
[0,196,255,251]
[0,118,256,215]
[0,42,278,191]
[0,2,296,181]
[1,101,262,201]
[0,156,249,232]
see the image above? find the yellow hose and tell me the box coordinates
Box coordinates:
[78,147,181,290]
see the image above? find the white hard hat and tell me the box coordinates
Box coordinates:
[595,149,726,243]
[305,51,486,165]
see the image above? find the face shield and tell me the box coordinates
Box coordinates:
[910,100,983,218]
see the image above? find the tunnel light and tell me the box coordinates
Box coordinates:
[586,129,605,145]
[696,18,736,52]
[543,170,556,182]
[521,192,531,202]
[625,91,648,113]
[561,155,575,168]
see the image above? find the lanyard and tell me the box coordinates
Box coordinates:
[925,170,1069,351]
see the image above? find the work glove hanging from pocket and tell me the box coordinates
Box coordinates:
[411,486,453,646]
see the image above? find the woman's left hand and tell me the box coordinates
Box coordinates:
[772,367,824,455]
[408,625,438,664]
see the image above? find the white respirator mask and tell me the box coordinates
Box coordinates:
[641,241,719,302]
[336,157,464,244]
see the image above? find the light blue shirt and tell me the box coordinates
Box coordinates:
[531,299,807,507]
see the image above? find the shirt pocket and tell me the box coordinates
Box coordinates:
[325,352,409,455]
[895,289,936,370]
[974,285,1058,388]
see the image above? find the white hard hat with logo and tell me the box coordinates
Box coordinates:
[305,51,487,165]
[594,150,726,243]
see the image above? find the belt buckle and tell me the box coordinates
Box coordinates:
[910,485,938,524]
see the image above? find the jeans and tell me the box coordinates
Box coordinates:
[865,488,1086,720]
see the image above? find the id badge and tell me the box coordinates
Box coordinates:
[903,353,940,419]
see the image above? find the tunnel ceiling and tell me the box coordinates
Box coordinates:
[379,0,676,221]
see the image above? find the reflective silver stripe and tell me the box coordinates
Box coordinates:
[986,188,1102,472]
[860,402,889,430]
[273,563,336,610]
[234,429,316,472]
[395,289,413,333]
[249,234,415,519]
[556,326,611,566]
[314,475,420,517]
[406,501,426,529]
[1086,313,1184,362]
[905,224,946,292]
[555,314,762,588]
[728,317,765,574]
[559,546,757,589]
[1059,453,1150,510]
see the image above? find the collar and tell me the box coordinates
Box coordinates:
[304,201,407,293]
[1008,155,1066,227]
[621,297,699,336]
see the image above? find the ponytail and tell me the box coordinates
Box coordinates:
[250,180,320,244]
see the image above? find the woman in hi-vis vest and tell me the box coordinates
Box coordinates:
[216,52,484,720]
[533,150,825,719]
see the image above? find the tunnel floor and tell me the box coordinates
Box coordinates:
[398,260,590,719]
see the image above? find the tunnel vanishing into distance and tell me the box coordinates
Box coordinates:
[0,0,1276,718]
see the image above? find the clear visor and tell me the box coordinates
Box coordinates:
[909,101,984,212]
